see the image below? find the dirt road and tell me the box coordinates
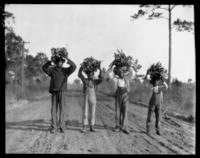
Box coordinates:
[6,90,195,154]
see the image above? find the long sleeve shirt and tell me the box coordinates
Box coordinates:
[42,59,76,93]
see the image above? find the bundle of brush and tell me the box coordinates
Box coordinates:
[51,47,68,63]
[146,62,167,84]
[110,49,142,76]
[81,57,101,75]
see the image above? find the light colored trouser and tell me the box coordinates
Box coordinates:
[83,88,96,126]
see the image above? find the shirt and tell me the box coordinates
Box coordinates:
[150,81,168,105]
[107,67,136,92]
[151,81,168,93]
[78,67,103,93]
[42,60,76,93]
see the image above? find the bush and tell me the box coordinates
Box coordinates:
[98,79,116,97]
[129,81,151,104]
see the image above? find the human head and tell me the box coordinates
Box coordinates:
[118,66,128,78]
[55,57,65,68]
[87,71,95,80]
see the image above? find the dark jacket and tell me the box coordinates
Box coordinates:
[78,67,103,93]
[42,59,76,93]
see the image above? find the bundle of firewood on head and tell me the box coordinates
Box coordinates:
[81,56,101,76]
[145,62,167,85]
[109,49,142,77]
[51,47,68,64]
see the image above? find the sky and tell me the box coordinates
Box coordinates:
[5,4,195,83]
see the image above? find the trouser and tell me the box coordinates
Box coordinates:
[115,87,129,129]
[83,88,96,126]
[51,91,66,129]
[146,101,161,132]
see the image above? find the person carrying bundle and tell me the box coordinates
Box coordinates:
[42,47,76,134]
[145,62,168,135]
[78,57,103,132]
[107,49,142,134]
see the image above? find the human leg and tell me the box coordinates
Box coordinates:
[121,93,129,134]
[146,104,154,134]
[81,93,89,132]
[50,93,58,133]
[155,104,161,135]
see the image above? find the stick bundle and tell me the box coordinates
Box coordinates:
[110,49,142,75]
[81,57,101,75]
[51,47,68,63]
[146,62,167,83]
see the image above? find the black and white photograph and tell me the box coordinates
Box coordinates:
[5,4,195,154]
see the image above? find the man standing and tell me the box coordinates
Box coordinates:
[107,66,135,134]
[42,52,76,133]
[78,57,103,133]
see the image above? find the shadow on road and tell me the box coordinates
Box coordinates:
[65,120,115,131]
[6,119,50,132]
[6,119,115,132]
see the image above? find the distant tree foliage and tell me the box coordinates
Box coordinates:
[25,52,49,80]
[131,5,194,33]
[173,18,194,32]
[5,29,25,84]
[1,6,15,31]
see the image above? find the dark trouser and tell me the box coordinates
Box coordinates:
[51,91,66,129]
[146,94,161,132]
[115,87,129,129]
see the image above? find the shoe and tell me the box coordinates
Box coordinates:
[146,126,150,135]
[122,128,130,134]
[81,125,87,133]
[156,130,161,135]
[58,128,65,133]
[90,125,96,132]
[113,126,120,132]
[50,128,56,134]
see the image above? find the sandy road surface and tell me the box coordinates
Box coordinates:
[6,90,195,154]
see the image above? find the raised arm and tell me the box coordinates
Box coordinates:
[78,66,86,84]
[42,60,53,76]
[95,68,103,85]
[124,77,130,93]
[158,81,168,91]
[63,58,77,76]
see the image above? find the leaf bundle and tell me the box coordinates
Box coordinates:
[81,57,101,75]
[146,62,167,83]
[110,49,142,75]
[51,47,68,63]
